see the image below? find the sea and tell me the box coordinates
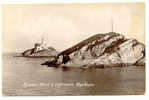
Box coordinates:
[2,53,145,96]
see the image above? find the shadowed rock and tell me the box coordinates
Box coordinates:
[42,32,145,67]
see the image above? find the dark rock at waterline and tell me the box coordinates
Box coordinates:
[43,32,145,67]
[41,59,59,67]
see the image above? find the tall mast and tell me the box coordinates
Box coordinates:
[111,17,113,32]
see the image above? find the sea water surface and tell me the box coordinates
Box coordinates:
[2,53,145,96]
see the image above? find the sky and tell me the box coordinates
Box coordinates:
[2,3,145,53]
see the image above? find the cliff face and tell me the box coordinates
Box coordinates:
[22,47,58,57]
[43,32,145,67]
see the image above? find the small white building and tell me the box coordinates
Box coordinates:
[34,38,47,52]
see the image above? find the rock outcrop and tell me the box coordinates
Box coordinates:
[22,47,58,57]
[42,32,145,67]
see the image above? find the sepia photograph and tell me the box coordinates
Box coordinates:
[2,3,145,96]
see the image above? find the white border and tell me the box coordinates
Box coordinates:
[0,0,147,4]
[0,0,148,100]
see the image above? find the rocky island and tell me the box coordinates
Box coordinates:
[42,32,145,68]
[22,38,58,58]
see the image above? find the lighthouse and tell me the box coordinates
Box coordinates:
[41,38,47,49]
[34,38,47,52]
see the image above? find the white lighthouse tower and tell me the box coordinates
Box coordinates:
[41,38,47,49]
[34,37,47,52]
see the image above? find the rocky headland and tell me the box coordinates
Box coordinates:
[22,47,58,58]
[22,38,58,58]
[42,32,145,68]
